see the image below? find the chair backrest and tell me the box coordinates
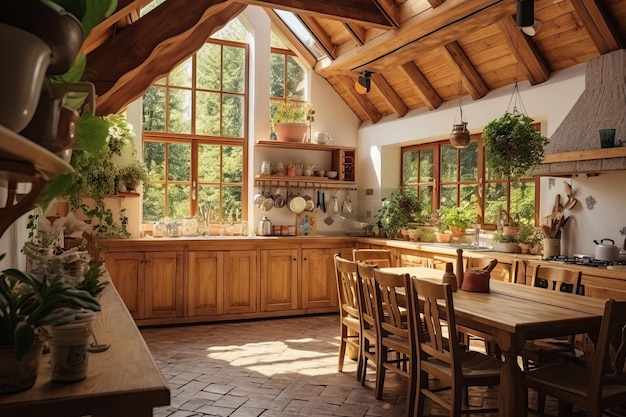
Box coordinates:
[409,279,463,376]
[468,257,520,283]
[353,249,394,268]
[334,254,360,319]
[356,262,378,332]
[531,264,582,294]
[589,299,626,397]
[372,268,412,341]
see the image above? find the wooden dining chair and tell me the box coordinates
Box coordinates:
[409,278,502,417]
[353,249,394,268]
[355,261,380,386]
[524,298,626,417]
[333,254,362,378]
[371,267,416,417]
[521,264,583,370]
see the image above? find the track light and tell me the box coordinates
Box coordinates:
[516,0,534,28]
[521,19,542,36]
[355,71,372,94]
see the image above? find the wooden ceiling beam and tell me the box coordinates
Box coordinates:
[569,0,622,54]
[371,73,408,117]
[372,0,401,27]
[344,23,367,45]
[87,0,245,115]
[399,61,443,111]
[316,0,514,76]
[426,0,446,8]
[337,74,382,123]
[497,15,550,86]
[441,42,488,100]
[240,0,395,28]
[299,15,337,59]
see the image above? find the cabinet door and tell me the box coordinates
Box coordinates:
[260,249,298,312]
[188,251,224,317]
[106,252,145,319]
[144,251,183,319]
[224,250,258,314]
[301,248,339,309]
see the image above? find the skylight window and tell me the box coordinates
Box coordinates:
[274,10,328,61]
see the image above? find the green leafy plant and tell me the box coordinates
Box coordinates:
[493,230,518,244]
[514,224,543,246]
[439,201,476,232]
[118,159,149,191]
[271,101,315,124]
[0,254,100,360]
[375,187,421,239]
[482,111,549,179]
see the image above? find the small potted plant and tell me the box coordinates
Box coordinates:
[515,224,543,254]
[439,201,476,240]
[0,254,100,393]
[482,111,549,179]
[430,211,451,243]
[271,101,315,142]
[118,159,149,192]
[374,187,421,240]
[493,230,520,253]
[499,208,522,237]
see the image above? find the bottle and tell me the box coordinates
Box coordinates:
[442,262,457,292]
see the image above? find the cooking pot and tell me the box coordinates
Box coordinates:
[593,238,619,262]
[288,193,306,214]
[257,216,272,236]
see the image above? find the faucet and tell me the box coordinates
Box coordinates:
[474,226,480,246]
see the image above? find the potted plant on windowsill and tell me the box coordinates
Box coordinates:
[439,201,476,241]
[374,187,421,240]
[271,101,315,143]
[515,224,543,255]
[493,231,520,253]
[482,111,548,179]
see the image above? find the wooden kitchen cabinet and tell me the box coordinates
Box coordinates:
[188,250,258,317]
[302,248,339,309]
[260,249,298,312]
[107,250,183,320]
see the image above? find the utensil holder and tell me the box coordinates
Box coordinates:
[599,129,616,148]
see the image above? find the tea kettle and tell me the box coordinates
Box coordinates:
[257,216,272,236]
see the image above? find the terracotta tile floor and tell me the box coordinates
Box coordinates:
[140,314,594,417]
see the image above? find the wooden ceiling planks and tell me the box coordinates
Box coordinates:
[80,0,626,125]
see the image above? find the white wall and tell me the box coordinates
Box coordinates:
[357,62,626,256]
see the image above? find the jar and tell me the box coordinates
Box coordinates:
[182,217,198,236]
[261,161,271,175]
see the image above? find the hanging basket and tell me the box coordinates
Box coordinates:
[450,122,471,148]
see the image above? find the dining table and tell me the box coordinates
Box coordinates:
[382,266,607,417]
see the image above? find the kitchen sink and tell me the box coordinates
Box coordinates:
[419,243,494,252]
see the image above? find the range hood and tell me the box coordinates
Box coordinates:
[535,49,626,177]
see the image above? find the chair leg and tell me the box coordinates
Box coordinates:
[557,400,573,417]
[452,386,463,417]
[414,371,427,417]
[375,345,387,400]
[338,325,347,372]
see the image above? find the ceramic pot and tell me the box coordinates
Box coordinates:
[543,238,560,259]
[0,341,44,394]
[274,123,307,143]
[49,310,95,382]
[435,232,451,243]
[449,122,471,148]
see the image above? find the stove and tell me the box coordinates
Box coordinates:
[546,255,622,268]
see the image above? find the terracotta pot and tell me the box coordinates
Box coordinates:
[0,341,44,394]
[435,232,451,243]
[502,226,521,237]
[274,123,307,143]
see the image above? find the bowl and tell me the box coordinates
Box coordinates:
[326,170,337,179]
[315,170,326,177]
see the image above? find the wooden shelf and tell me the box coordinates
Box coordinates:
[255,140,355,152]
[254,175,355,189]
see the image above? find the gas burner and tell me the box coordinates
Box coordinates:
[546,255,620,268]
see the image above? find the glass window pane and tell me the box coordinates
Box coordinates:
[511,181,536,224]
[167,143,191,182]
[198,185,220,220]
[196,43,221,91]
[169,57,192,88]
[144,142,165,181]
[403,151,417,185]
[460,141,478,181]
[222,94,244,138]
[142,183,164,221]
[223,45,245,93]
[440,145,457,182]
[484,183,507,224]
[167,184,190,219]
[420,149,434,182]
[222,145,243,183]
[168,88,192,134]
[270,53,285,98]
[419,185,433,216]
[440,185,457,209]
[211,18,248,43]
[198,144,221,182]
[223,185,242,220]
[460,185,478,206]
[195,91,220,136]
[142,86,166,132]
[286,55,304,100]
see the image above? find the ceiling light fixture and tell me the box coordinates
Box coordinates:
[355,71,372,94]
[516,0,535,27]
[521,19,542,36]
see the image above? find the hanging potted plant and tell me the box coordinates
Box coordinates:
[482,110,549,179]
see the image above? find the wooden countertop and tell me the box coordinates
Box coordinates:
[0,277,170,417]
